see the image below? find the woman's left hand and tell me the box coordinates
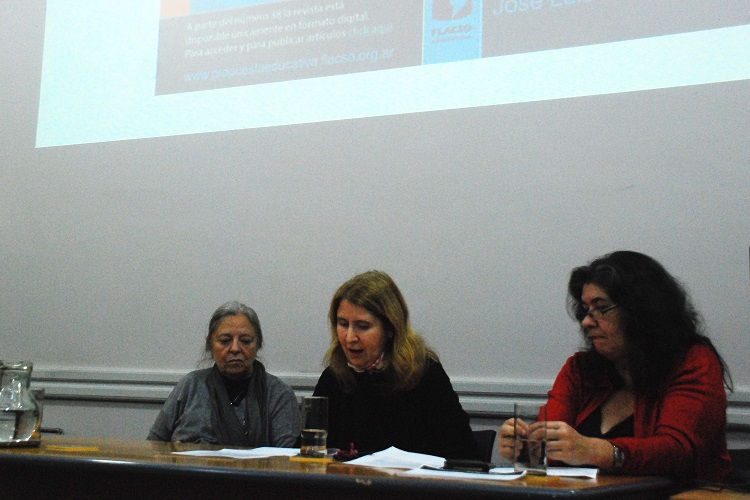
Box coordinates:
[544,421,614,468]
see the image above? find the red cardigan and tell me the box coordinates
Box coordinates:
[546,344,731,483]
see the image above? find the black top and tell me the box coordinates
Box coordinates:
[577,406,634,439]
[313,358,477,459]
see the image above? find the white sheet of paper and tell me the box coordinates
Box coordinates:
[345,446,445,469]
[484,466,598,479]
[546,467,598,478]
[401,468,527,481]
[171,447,299,459]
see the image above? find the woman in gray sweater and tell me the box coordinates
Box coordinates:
[148,301,300,447]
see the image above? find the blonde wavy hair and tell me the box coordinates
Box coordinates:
[325,270,437,393]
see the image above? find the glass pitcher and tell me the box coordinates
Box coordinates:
[0,361,42,445]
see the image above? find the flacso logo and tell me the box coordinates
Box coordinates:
[432,0,473,21]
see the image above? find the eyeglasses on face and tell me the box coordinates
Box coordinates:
[578,303,618,322]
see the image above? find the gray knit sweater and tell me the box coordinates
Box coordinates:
[147,367,300,447]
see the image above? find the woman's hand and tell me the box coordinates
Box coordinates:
[544,421,614,468]
[497,417,526,461]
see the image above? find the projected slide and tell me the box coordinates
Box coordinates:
[156,0,423,94]
[156,0,750,95]
[37,0,750,147]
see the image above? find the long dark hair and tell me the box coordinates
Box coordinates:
[567,251,732,395]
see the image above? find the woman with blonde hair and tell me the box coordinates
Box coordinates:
[313,270,476,459]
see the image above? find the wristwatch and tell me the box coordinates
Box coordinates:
[612,444,626,469]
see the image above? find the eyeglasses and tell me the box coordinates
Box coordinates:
[578,304,618,322]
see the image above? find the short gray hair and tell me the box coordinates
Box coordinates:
[204,301,263,353]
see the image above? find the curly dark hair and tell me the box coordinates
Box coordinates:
[567,250,732,395]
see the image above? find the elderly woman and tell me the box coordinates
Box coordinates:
[498,251,732,484]
[147,301,300,446]
[313,270,476,459]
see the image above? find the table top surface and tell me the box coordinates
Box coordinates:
[0,434,677,499]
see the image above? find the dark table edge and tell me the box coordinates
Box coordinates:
[0,452,676,499]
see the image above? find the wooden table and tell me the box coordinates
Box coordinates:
[672,488,750,499]
[0,435,675,499]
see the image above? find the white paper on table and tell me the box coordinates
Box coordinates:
[483,466,598,479]
[339,447,597,479]
[346,446,445,469]
[546,467,598,478]
[171,447,299,459]
[402,466,595,481]
[400,467,527,481]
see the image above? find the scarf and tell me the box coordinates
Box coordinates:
[207,360,268,446]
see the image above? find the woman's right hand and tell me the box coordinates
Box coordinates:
[497,417,527,461]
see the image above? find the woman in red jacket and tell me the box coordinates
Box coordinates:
[498,251,733,484]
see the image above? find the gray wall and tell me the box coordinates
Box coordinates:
[2,1,749,440]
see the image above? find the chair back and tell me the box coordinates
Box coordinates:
[730,449,750,470]
[472,429,496,463]
[729,449,750,490]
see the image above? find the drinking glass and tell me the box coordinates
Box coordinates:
[512,403,547,474]
[300,396,328,457]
